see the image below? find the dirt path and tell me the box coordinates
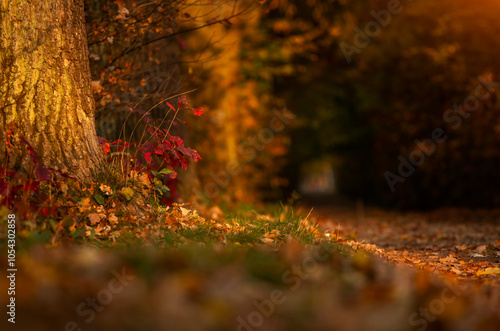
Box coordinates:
[311,205,500,284]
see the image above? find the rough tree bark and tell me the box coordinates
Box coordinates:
[0,0,105,181]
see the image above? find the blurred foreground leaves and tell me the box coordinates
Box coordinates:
[2,216,499,331]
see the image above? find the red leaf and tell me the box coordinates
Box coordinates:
[193,107,204,116]
[166,102,176,111]
[98,137,111,155]
[19,136,39,163]
[176,118,187,126]
[104,143,111,155]
[177,146,201,162]
[35,164,50,182]
[177,95,189,109]
[111,139,132,152]
[144,152,152,164]
[168,135,184,147]
[154,143,167,156]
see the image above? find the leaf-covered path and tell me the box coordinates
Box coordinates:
[314,206,500,284]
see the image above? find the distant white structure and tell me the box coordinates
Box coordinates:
[299,159,336,195]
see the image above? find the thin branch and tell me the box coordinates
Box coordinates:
[109,1,256,65]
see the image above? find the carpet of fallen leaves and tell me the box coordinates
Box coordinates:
[1,205,500,331]
[314,206,500,285]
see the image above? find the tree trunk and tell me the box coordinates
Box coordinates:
[0,0,105,181]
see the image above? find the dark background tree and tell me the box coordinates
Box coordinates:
[255,0,500,209]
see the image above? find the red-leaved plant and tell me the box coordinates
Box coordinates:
[98,95,203,205]
[1,122,71,219]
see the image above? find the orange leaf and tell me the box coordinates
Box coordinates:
[165,216,178,226]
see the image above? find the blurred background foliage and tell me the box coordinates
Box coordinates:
[85,0,500,209]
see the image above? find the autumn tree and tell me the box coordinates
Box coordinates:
[264,0,500,208]
[0,0,105,181]
[182,0,292,203]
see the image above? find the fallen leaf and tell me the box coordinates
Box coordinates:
[476,267,500,276]
[108,213,118,225]
[439,256,457,264]
[88,213,103,225]
[476,245,487,253]
[471,253,485,258]
[264,230,280,239]
[137,172,151,187]
[79,198,92,212]
[99,184,113,195]
[179,206,190,217]
[119,187,134,200]
[165,216,178,226]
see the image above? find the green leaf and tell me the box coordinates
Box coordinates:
[48,219,57,232]
[152,168,173,176]
[155,184,170,193]
[119,187,135,201]
[94,194,105,205]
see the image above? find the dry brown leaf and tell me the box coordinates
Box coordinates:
[137,172,151,187]
[476,245,487,253]
[260,238,274,244]
[88,213,103,225]
[79,198,92,212]
[264,230,280,239]
[99,184,113,195]
[108,213,119,225]
[439,256,458,264]
[179,206,190,217]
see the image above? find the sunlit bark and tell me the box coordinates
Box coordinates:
[0,0,105,181]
